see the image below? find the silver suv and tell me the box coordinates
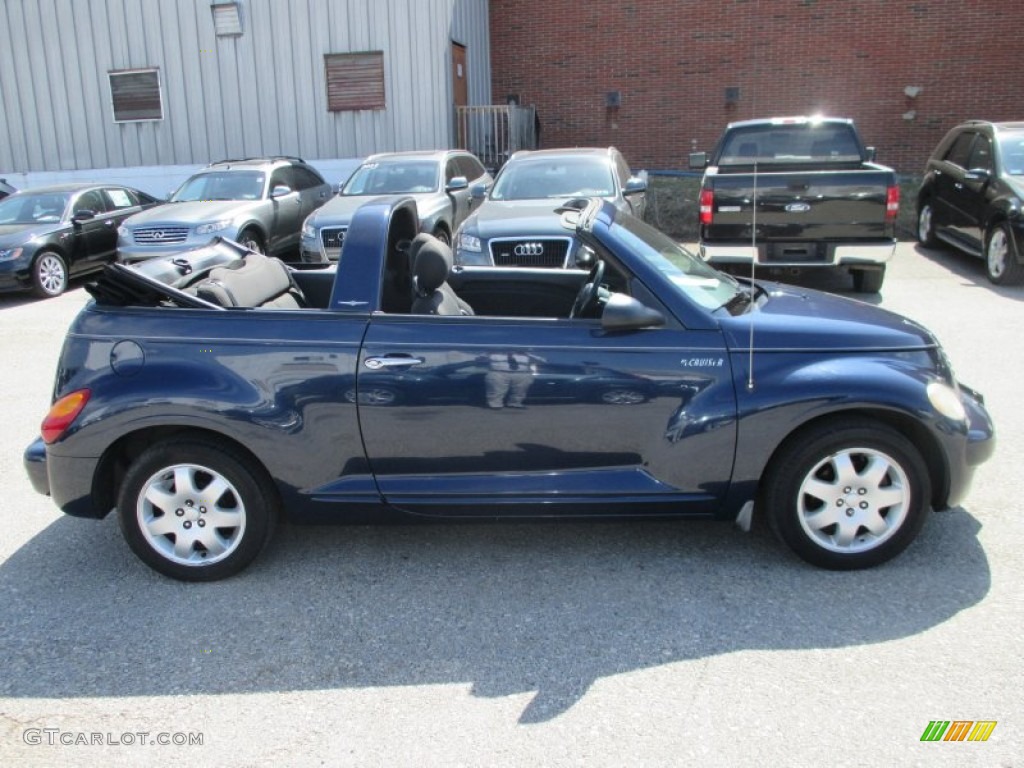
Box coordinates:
[118,157,332,262]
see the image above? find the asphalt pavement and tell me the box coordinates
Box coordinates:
[0,242,1021,767]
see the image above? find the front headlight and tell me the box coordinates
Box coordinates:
[117,225,129,238]
[0,247,24,262]
[301,220,316,239]
[196,219,232,235]
[457,232,481,252]
[927,381,967,422]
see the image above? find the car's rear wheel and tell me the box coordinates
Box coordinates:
[31,251,68,298]
[917,201,939,248]
[762,419,930,569]
[237,228,265,254]
[985,222,1024,285]
[117,438,277,581]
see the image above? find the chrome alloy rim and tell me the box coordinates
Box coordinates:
[37,254,66,295]
[137,463,247,566]
[987,228,1008,279]
[917,205,932,243]
[797,447,909,554]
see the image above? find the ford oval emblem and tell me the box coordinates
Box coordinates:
[785,202,811,213]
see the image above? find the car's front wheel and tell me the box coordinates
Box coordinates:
[237,228,265,254]
[985,222,1024,285]
[117,438,277,581]
[31,251,68,298]
[762,419,930,569]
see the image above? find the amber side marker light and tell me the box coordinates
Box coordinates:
[41,389,91,444]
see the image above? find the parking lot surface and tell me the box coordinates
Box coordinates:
[1,243,1021,767]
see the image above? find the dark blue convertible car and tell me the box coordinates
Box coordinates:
[25,196,994,580]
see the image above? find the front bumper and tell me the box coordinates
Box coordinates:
[943,382,995,509]
[0,255,33,292]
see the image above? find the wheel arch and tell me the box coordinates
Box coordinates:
[757,408,949,512]
[91,425,282,519]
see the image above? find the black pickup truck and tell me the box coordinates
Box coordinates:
[690,117,900,292]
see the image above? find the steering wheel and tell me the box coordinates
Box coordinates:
[570,259,605,319]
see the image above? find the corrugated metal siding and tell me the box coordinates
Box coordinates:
[0,0,491,174]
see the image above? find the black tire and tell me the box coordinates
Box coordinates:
[432,226,451,247]
[852,267,885,294]
[237,228,265,254]
[117,438,277,581]
[985,222,1024,286]
[916,200,939,248]
[762,419,930,570]
[31,250,68,298]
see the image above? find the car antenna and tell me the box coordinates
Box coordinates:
[746,160,758,391]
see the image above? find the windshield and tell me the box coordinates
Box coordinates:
[491,157,615,201]
[171,171,265,202]
[718,122,863,165]
[342,161,440,195]
[608,214,741,311]
[999,133,1024,176]
[0,192,70,224]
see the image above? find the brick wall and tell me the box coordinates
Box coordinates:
[489,0,1023,174]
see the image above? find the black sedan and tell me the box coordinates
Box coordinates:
[0,183,162,298]
[916,120,1024,285]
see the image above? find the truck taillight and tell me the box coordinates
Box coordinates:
[886,185,900,220]
[41,389,90,444]
[699,188,714,225]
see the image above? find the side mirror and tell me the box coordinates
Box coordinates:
[446,176,469,192]
[470,182,489,200]
[601,293,665,331]
[688,152,708,170]
[624,176,647,195]
[271,185,293,198]
[964,168,991,183]
[72,210,96,225]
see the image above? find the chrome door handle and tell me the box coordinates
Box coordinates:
[364,356,425,369]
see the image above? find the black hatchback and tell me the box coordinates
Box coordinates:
[916,120,1024,285]
[0,183,162,298]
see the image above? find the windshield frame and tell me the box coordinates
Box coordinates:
[0,191,72,225]
[341,160,442,196]
[490,156,617,201]
[171,171,267,202]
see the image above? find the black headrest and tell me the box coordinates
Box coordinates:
[412,236,453,295]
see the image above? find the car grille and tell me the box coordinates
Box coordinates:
[320,227,347,262]
[489,238,571,268]
[132,226,190,245]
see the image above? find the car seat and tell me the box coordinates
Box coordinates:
[409,234,474,316]
[194,252,306,309]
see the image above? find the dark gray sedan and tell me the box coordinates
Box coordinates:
[454,147,646,268]
[0,183,161,297]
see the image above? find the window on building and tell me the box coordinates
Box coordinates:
[109,69,163,122]
[324,52,386,111]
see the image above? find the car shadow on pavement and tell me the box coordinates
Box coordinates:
[0,509,989,724]
[913,243,1024,301]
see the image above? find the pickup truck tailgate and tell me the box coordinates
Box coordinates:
[705,168,895,242]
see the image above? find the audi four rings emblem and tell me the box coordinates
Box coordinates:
[513,242,544,256]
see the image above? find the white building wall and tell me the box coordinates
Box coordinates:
[0,0,491,193]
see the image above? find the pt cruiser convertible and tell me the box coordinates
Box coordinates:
[25,197,994,580]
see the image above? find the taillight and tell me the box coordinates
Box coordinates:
[886,185,900,220]
[699,188,714,225]
[41,389,90,444]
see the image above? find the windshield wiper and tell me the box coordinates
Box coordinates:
[718,287,753,314]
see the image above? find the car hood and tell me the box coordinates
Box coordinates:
[1003,175,1024,199]
[122,200,260,227]
[720,283,937,352]
[463,200,576,238]
[311,192,444,226]
[0,223,56,244]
